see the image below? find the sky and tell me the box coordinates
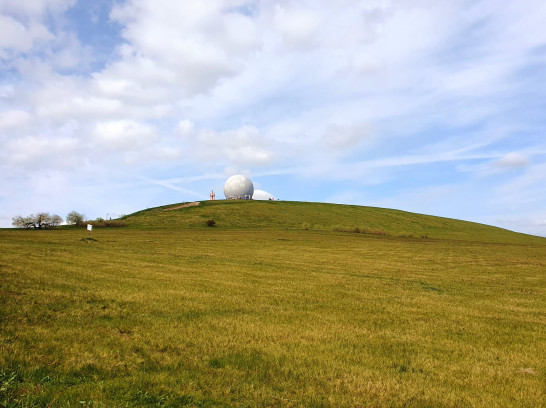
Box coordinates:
[1,0,545,236]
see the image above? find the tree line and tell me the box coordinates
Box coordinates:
[12,211,85,229]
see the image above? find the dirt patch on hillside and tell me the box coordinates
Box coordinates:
[163,202,200,211]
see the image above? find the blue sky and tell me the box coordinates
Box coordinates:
[1,0,545,236]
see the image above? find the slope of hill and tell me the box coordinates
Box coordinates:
[123,200,545,245]
[1,200,545,406]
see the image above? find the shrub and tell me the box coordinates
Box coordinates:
[332,226,387,236]
[104,220,127,227]
[87,220,127,228]
[206,219,216,227]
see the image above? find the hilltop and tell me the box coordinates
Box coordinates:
[122,200,545,245]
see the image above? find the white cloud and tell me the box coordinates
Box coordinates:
[137,175,203,199]
[94,120,158,150]
[0,0,75,59]
[0,0,545,237]
[107,0,260,98]
[176,119,195,136]
[0,15,52,55]
[495,163,546,199]
[272,5,320,50]
[4,135,80,170]
[494,152,530,168]
[37,94,124,120]
[227,145,272,165]
[0,110,31,130]
[0,0,75,17]
[321,123,373,150]
[180,124,274,166]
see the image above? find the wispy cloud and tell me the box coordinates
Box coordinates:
[136,175,203,199]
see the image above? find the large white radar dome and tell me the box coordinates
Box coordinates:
[224,175,254,199]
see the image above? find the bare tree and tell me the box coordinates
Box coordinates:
[50,214,63,227]
[12,215,36,229]
[12,213,63,229]
[66,211,85,226]
[35,213,50,229]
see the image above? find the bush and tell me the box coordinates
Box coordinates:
[104,220,127,227]
[86,220,127,228]
[331,225,387,236]
[206,219,216,227]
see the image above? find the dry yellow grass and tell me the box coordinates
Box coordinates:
[1,202,545,407]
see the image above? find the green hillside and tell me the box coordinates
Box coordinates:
[1,200,545,406]
[123,200,544,244]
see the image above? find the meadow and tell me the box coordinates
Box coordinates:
[1,201,545,407]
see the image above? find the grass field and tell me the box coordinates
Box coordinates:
[1,201,545,407]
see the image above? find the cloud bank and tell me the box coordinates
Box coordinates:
[1,0,545,235]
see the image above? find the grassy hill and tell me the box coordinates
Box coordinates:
[123,200,544,244]
[1,201,545,407]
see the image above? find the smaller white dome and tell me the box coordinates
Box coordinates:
[253,189,275,200]
[224,175,254,199]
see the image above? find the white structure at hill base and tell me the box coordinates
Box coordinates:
[224,175,254,199]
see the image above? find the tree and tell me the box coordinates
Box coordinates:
[12,213,63,229]
[35,212,50,229]
[49,214,63,227]
[66,211,85,226]
[12,215,36,229]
